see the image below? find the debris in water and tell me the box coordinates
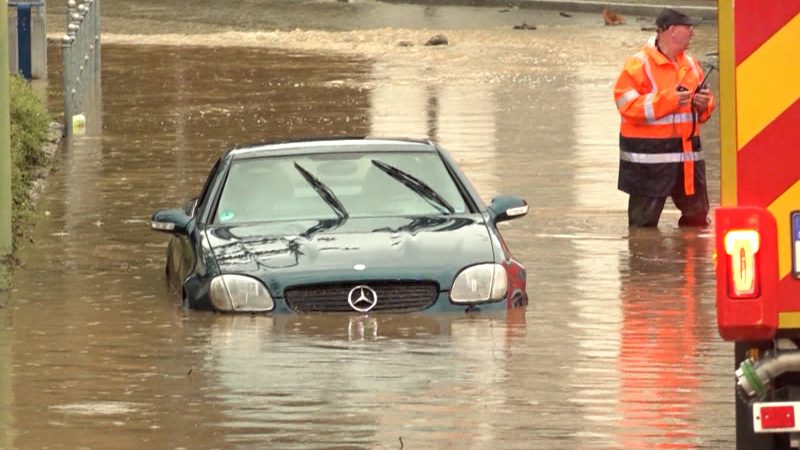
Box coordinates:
[513,22,537,30]
[425,34,448,46]
[603,8,626,26]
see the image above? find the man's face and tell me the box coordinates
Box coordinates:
[670,24,694,50]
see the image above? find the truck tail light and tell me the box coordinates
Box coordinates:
[724,230,760,298]
[715,207,778,341]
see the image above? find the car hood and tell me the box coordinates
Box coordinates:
[206,215,495,293]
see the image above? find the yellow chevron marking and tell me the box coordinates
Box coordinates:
[768,179,800,278]
[779,312,800,329]
[737,14,800,149]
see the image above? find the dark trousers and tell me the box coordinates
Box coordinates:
[628,187,709,227]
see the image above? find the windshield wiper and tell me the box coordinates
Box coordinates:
[294,163,349,219]
[370,159,455,214]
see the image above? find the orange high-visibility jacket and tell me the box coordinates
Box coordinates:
[614,37,715,196]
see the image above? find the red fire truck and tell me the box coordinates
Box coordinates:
[714,1,800,448]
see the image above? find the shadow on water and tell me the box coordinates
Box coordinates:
[0,5,733,449]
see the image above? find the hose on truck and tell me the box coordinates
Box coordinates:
[737,351,800,398]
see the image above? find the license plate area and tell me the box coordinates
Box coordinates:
[793,212,800,279]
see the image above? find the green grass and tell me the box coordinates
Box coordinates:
[10,75,52,251]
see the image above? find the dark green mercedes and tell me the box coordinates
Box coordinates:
[150,137,528,314]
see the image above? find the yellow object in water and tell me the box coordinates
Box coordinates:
[72,114,86,136]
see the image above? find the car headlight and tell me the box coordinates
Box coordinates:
[209,275,275,312]
[450,263,508,304]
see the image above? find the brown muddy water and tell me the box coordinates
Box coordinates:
[1,2,731,449]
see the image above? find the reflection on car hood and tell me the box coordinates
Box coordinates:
[206,215,494,292]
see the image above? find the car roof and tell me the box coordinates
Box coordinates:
[227,137,438,160]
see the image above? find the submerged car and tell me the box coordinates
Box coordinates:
[150,137,528,314]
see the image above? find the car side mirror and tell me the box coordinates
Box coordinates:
[151,208,193,235]
[488,195,529,224]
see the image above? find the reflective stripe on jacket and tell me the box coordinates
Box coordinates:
[618,135,706,198]
[613,37,715,195]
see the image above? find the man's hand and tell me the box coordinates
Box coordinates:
[692,88,712,111]
[678,90,692,107]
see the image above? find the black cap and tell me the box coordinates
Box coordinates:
[655,8,701,30]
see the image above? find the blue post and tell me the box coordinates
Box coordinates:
[16,4,31,80]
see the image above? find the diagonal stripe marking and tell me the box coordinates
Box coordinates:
[735,4,800,64]
[737,99,800,206]
[737,14,800,149]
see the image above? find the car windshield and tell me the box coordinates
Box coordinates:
[214,151,470,224]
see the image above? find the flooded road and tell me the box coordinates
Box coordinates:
[1,2,731,448]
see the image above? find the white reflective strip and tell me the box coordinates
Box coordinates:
[644,93,656,122]
[648,112,694,125]
[687,55,700,79]
[637,53,658,93]
[620,151,704,164]
[616,89,640,109]
[628,51,659,121]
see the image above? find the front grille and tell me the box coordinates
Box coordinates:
[284,281,439,313]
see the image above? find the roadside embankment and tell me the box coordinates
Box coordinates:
[7,75,60,255]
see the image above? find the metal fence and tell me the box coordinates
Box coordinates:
[61,0,101,137]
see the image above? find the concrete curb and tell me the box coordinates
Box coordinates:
[382,0,718,21]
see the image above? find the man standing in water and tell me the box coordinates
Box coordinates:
[613,8,715,228]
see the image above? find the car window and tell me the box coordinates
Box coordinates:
[193,158,221,219]
[214,151,469,224]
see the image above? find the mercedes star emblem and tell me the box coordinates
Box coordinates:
[347,285,378,313]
